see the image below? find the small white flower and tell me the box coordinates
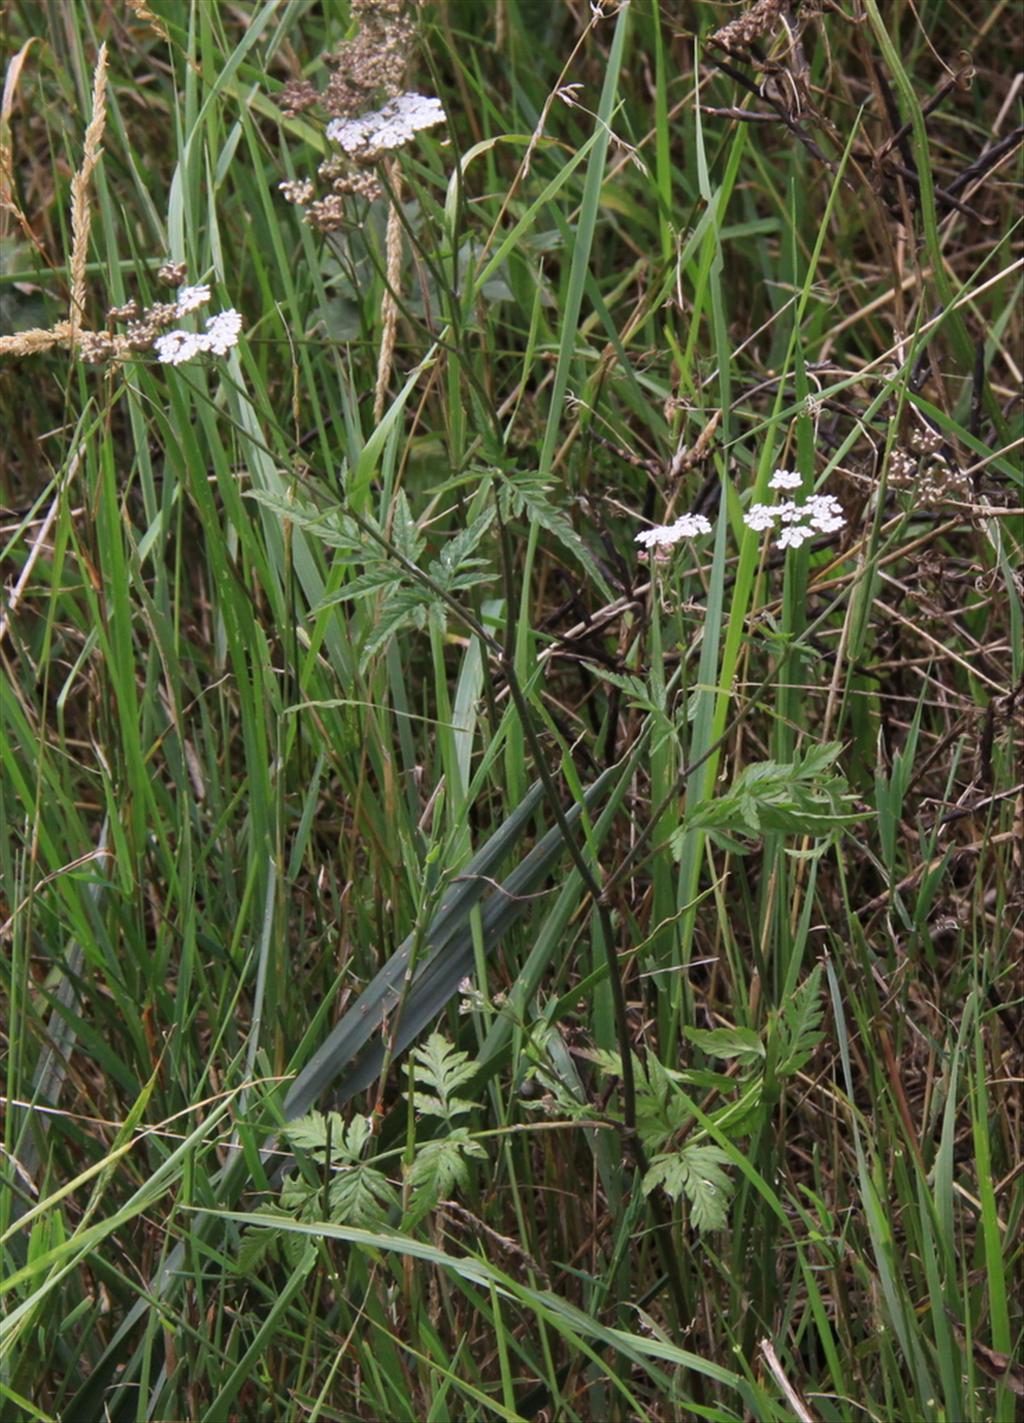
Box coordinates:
[326,93,445,155]
[634,524,681,549]
[175,283,211,315]
[804,493,846,532]
[743,503,779,532]
[153,329,205,364]
[745,482,845,549]
[153,309,242,363]
[673,512,712,537]
[777,500,806,524]
[635,512,712,549]
[805,493,842,517]
[768,468,802,490]
[200,308,243,355]
[776,523,815,549]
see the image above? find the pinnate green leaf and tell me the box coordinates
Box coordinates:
[684,1025,765,1064]
[409,1033,481,1123]
[642,1144,733,1232]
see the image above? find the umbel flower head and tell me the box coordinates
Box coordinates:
[175,283,211,314]
[153,309,243,364]
[631,469,846,561]
[326,93,445,156]
[277,90,445,232]
[152,290,243,366]
[635,512,712,550]
[80,274,242,366]
[743,473,846,550]
[273,1,442,233]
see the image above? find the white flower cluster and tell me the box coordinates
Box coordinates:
[202,309,244,354]
[174,283,211,315]
[744,473,846,551]
[768,468,802,490]
[632,471,844,560]
[326,93,445,155]
[634,512,713,549]
[153,287,243,365]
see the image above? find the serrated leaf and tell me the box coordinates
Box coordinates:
[776,964,826,1076]
[405,1129,487,1225]
[245,490,363,551]
[345,1113,374,1159]
[672,744,862,856]
[587,1047,624,1078]
[500,474,613,600]
[235,1206,290,1274]
[642,1152,690,1200]
[412,1032,478,1090]
[281,1228,317,1274]
[685,1025,765,1064]
[408,1033,481,1125]
[682,1150,732,1233]
[642,1144,732,1232]
[412,1091,477,1119]
[361,589,431,666]
[283,1109,342,1156]
[389,488,425,564]
[328,1164,398,1226]
[635,1053,693,1152]
[582,665,662,714]
[315,565,406,607]
[433,509,495,573]
[283,1110,375,1164]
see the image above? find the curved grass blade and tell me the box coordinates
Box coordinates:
[281,778,544,1121]
[285,766,620,1118]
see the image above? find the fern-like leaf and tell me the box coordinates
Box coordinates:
[327,1164,398,1226]
[405,1128,487,1225]
[776,964,826,1076]
[670,744,861,855]
[642,1143,732,1232]
[284,1109,374,1163]
[409,1033,481,1124]
[498,472,613,599]
[635,1053,693,1152]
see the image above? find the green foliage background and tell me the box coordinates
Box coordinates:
[1,1,1021,1419]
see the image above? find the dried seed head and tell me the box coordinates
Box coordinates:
[107,299,140,322]
[306,193,347,232]
[279,178,315,206]
[708,0,784,53]
[279,78,319,117]
[157,260,188,285]
[80,330,117,363]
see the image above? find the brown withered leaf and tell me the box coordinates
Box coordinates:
[945,1309,1024,1397]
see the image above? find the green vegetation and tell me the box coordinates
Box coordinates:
[2,1,1021,1418]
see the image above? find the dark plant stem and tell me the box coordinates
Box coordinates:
[492,507,690,1329]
